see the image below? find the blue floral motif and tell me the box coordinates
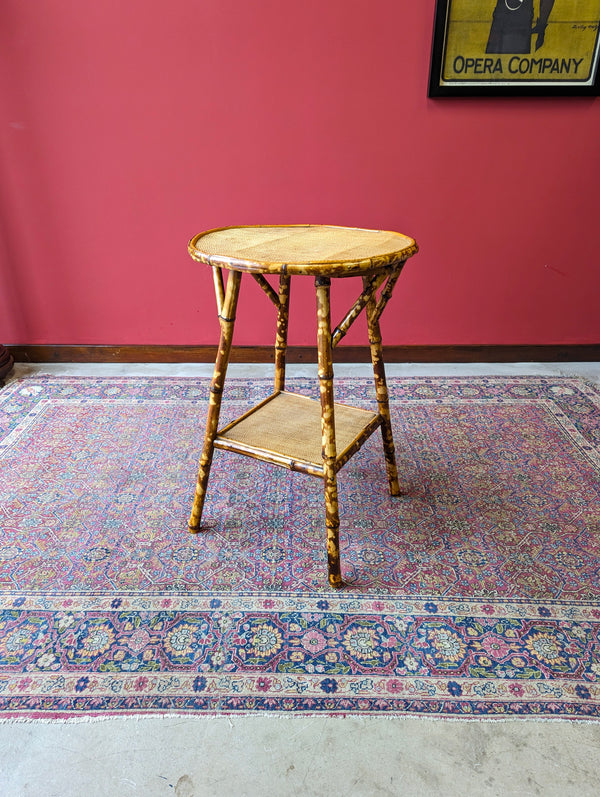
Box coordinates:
[231,618,283,665]
[538,607,551,617]
[447,681,463,697]
[163,616,213,665]
[316,600,329,611]
[193,676,207,693]
[210,599,222,609]
[66,618,116,665]
[342,622,381,665]
[418,621,468,671]
[424,602,438,614]
[576,684,591,700]
[75,676,89,693]
[320,678,338,694]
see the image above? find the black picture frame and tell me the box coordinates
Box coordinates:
[428,0,600,96]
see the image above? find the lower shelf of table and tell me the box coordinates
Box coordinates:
[214,390,382,477]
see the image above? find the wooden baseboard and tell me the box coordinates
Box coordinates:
[0,345,15,384]
[8,344,600,364]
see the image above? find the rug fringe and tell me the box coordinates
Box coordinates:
[1,711,599,725]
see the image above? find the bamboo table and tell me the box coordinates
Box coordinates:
[187,225,418,588]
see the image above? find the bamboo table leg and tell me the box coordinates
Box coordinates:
[189,269,242,531]
[274,273,291,393]
[315,276,343,589]
[363,275,401,496]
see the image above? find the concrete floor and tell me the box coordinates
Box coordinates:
[2,361,600,797]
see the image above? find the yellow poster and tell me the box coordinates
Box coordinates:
[430,0,600,93]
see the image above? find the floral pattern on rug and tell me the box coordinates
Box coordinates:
[0,375,599,718]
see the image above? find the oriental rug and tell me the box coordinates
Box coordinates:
[0,375,599,720]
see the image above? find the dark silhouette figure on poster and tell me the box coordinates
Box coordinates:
[486,0,556,54]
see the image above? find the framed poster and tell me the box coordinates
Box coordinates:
[429,0,600,96]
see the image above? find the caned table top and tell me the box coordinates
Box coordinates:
[188,225,418,277]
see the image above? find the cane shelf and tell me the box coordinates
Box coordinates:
[215,390,381,477]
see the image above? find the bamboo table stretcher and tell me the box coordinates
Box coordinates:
[187,225,419,588]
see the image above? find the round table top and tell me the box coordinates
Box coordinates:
[188,225,418,277]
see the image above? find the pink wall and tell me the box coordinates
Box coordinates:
[1,1,599,348]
